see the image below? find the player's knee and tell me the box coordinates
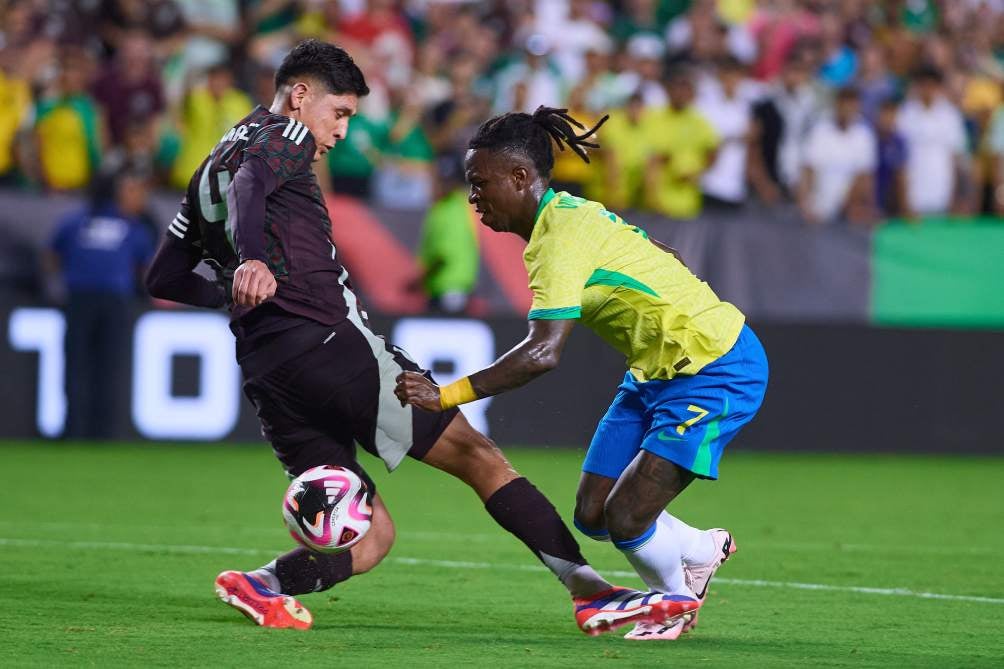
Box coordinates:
[603,498,654,543]
[573,497,609,541]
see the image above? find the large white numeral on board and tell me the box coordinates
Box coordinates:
[391,318,494,435]
[8,308,66,437]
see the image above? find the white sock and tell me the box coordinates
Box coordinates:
[563,565,612,599]
[613,522,692,596]
[539,552,611,598]
[249,560,281,593]
[658,511,717,566]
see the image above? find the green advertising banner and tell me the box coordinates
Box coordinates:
[872,219,1004,328]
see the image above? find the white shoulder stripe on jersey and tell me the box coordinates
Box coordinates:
[281,117,296,138]
[293,123,309,146]
[175,211,189,224]
[171,215,188,231]
[168,222,185,239]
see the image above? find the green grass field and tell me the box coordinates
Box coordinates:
[1,442,1002,668]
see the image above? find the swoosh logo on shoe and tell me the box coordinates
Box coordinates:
[694,535,732,600]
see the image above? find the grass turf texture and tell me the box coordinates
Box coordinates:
[1,443,1002,668]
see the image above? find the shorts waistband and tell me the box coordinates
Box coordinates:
[238,320,336,378]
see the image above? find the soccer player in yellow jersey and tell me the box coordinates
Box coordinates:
[397,106,769,641]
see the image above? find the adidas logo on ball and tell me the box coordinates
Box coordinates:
[325,479,347,505]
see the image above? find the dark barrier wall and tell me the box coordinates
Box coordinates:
[8,189,1004,328]
[0,189,872,323]
[2,301,1001,455]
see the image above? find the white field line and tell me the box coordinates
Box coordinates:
[1,537,1002,606]
[0,521,993,556]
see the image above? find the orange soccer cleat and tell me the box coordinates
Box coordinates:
[214,570,313,630]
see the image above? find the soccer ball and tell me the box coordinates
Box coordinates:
[282,465,372,553]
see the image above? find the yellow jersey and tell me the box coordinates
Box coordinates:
[524,189,745,381]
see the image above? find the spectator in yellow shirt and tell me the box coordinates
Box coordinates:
[0,65,32,182]
[170,63,253,189]
[550,86,603,200]
[643,68,720,218]
[599,92,649,210]
[34,56,103,191]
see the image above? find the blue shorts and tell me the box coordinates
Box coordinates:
[583,325,768,481]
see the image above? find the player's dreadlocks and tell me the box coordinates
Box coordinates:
[468,106,609,178]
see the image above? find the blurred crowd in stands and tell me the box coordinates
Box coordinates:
[3,0,1004,228]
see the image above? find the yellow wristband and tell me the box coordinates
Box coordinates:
[440,376,477,409]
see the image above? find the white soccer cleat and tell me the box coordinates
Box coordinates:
[682,528,737,633]
[624,618,687,641]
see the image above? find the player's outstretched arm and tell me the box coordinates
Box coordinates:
[395,319,576,412]
[146,241,228,309]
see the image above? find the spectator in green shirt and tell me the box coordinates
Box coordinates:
[418,155,479,314]
[325,111,389,198]
[374,86,435,209]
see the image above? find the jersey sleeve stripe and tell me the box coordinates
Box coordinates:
[293,124,309,146]
[175,211,189,224]
[171,215,188,231]
[167,222,186,239]
[528,306,582,320]
[281,117,296,138]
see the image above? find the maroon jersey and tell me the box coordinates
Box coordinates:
[166,105,352,335]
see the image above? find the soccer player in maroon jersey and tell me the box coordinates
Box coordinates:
[145,40,697,634]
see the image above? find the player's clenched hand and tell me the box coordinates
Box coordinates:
[232,259,276,307]
[394,371,442,411]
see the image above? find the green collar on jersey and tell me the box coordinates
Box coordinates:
[534,188,557,224]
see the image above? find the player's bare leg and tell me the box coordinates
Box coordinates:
[421,413,611,596]
[420,412,519,500]
[577,460,736,639]
[421,413,698,634]
[587,451,732,639]
[347,495,395,575]
[575,472,688,639]
[216,495,395,629]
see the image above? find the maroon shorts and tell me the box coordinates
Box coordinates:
[240,318,458,492]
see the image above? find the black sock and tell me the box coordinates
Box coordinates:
[484,477,588,569]
[273,547,353,596]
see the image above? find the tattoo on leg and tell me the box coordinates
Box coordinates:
[605,452,695,541]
